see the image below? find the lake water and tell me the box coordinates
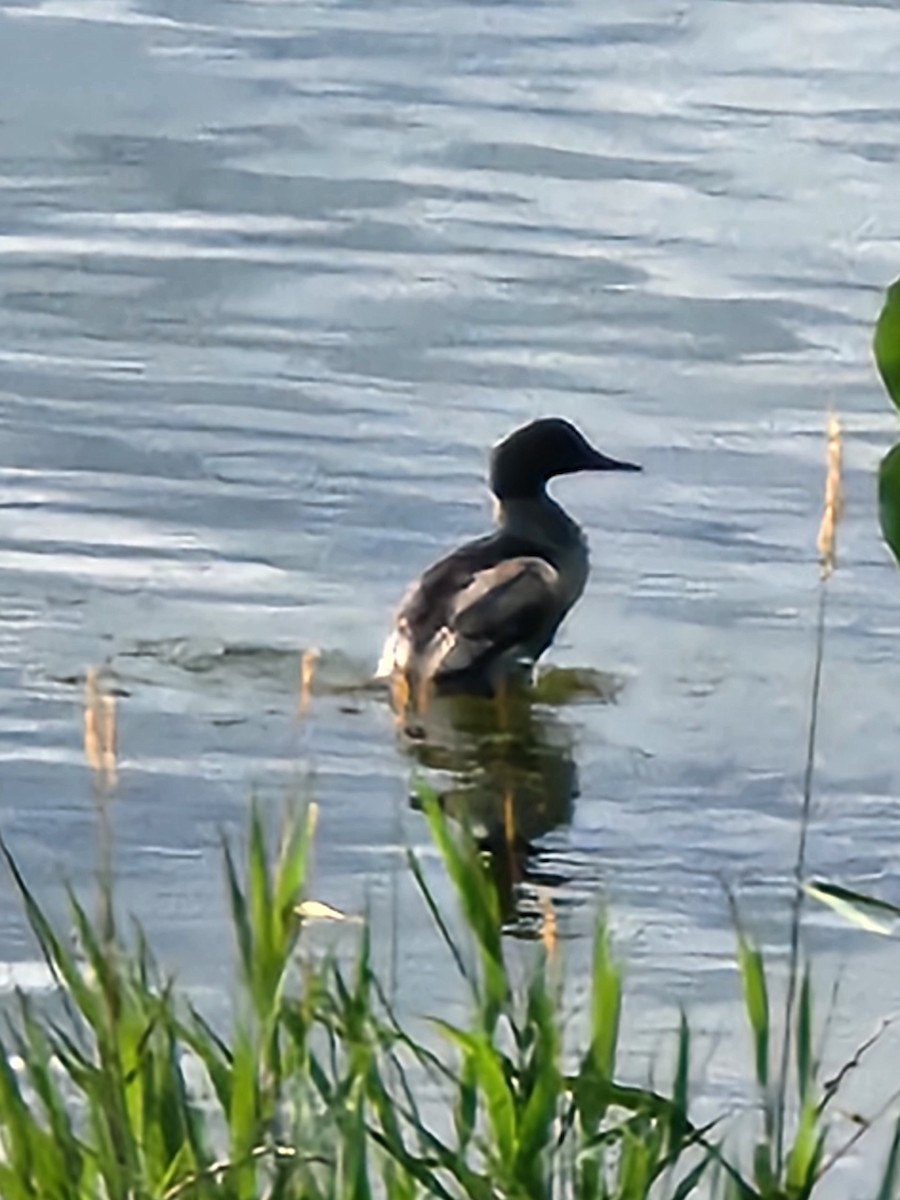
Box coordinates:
[1,0,900,1186]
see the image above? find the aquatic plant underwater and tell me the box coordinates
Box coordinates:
[0,293,900,1198]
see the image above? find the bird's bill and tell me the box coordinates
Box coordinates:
[587,448,642,472]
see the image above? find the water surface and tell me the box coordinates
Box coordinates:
[1,0,900,1183]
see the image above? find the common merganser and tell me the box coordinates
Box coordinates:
[376,417,640,700]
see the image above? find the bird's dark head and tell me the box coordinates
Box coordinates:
[489,417,640,500]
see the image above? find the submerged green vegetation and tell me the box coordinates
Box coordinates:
[1,287,899,1198]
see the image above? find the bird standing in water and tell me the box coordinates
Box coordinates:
[377,417,640,705]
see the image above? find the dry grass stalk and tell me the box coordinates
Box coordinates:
[307,800,319,842]
[299,647,319,715]
[817,413,843,579]
[83,668,118,791]
[539,890,558,961]
[502,787,516,849]
[777,411,845,1165]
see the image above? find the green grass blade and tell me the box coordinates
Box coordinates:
[419,788,506,1025]
[342,1090,373,1200]
[0,1034,36,1186]
[0,1162,31,1200]
[228,1030,260,1200]
[153,1013,209,1179]
[364,1058,406,1158]
[589,917,621,1080]
[180,1006,233,1119]
[365,1125,463,1200]
[752,1140,776,1196]
[434,1022,516,1165]
[379,1109,495,1200]
[470,1040,517,1165]
[670,1154,712,1200]
[785,1097,824,1197]
[16,998,83,1187]
[66,888,117,1010]
[673,1008,690,1142]
[0,839,100,1026]
[876,1116,900,1200]
[223,837,254,990]
[734,925,774,1186]
[516,971,561,1180]
[405,847,472,988]
[247,804,275,1001]
[273,803,313,925]
[735,933,769,1092]
[379,1153,422,1200]
[618,1126,654,1200]
[796,966,813,1108]
[306,1048,334,1106]
[453,1055,477,1151]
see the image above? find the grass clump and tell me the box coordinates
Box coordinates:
[0,790,895,1200]
[0,791,712,1199]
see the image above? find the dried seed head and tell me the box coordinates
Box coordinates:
[83,667,118,791]
[299,647,320,715]
[817,413,843,579]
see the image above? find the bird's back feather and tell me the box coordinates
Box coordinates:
[378,532,567,692]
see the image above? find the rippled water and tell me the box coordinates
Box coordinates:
[2,0,900,1181]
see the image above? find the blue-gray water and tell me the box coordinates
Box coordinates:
[1,0,900,1186]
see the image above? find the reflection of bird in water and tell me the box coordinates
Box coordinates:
[407,690,577,844]
[401,673,621,927]
[376,418,640,707]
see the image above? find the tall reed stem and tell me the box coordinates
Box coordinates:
[775,415,842,1166]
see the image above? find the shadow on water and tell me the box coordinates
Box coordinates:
[396,666,624,931]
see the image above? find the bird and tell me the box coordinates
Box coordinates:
[376,417,640,704]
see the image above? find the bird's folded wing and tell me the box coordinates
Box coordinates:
[433,556,559,677]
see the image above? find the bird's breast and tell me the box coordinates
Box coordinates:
[552,536,590,609]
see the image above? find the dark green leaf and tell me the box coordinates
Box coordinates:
[874,278,900,410]
[671,1155,712,1200]
[879,445,900,569]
